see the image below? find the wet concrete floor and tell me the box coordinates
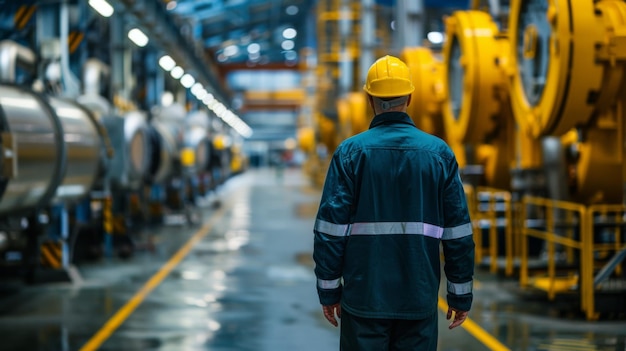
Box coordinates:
[0,167,625,350]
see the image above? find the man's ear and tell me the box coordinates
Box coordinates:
[406,94,412,107]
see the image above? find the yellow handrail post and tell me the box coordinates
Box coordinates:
[505,195,514,276]
[489,195,498,273]
[546,203,556,300]
[520,196,528,287]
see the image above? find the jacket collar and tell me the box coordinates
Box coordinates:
[369,111,416,129]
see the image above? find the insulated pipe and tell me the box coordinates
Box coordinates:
[0,85,102,215]
[0,40,36,83]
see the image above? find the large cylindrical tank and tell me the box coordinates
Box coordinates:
[77,92,152,190]
[101,110,152,189]
[0,85,103,215]
[148,103,186,184]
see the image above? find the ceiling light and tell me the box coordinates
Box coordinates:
[427,31,444,45]
[195,90,207,100]
[158,55,176,71]
[282,28,297,40]
[128,28,149,47]
[166,1,177,11]
[170,66,184,79]
[161,91,174,107]
[191,83,204,95]
[248,52,260,61]
[213,103,227,115]
[284,50,297,61]
[223,45,239,57]
[286,5,298,15]
[88,0,114,17]
[247,43,260,54]
[202,94,215,105]
[281,40,295,51]
[180,73,195,88]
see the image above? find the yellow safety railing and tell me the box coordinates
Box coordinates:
[464,185,516,276]
[519,196,585,299]
[520,197,626,320]
[581,204,626,320]
[464,188,626,320]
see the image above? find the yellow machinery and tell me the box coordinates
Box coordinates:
[508,0,623,204]
[336,92,370,141]
[507,0,626,319]
[400,47,446,140]
[442,9,515,189]
[440,9,520,275]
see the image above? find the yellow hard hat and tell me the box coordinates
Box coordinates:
[363,55,415,98]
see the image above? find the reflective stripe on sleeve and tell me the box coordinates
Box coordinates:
[315,219,349,237]
[442,222,473,240]
[447,280,473,295]
[318,278,341,289]
[350,222,444,239]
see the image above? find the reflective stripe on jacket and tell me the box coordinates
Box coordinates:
[313,111,474,320]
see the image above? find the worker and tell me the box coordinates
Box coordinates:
[312,55,474,350]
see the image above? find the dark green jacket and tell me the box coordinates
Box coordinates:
[313,111,474,319]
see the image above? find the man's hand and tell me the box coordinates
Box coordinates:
[322,303,342,327]
[446,307,468,329]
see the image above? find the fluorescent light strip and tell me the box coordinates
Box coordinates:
[88,0,114,17]
[159,55,176,71]
[170,66,184,79]
[155,53,253,138]
[128,28,149,47]
[180,74,195,88]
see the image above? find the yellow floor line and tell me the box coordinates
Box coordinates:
[438,297,511,351]
[80,205,228,351]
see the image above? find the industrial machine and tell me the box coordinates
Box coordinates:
[442,9,515,190]
[507,0,626,319]
[435,0,626,319]
[400,47,446,140]
[0,0,239,279]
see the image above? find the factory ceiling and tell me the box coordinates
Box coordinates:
[167,0,316,68]
[162,0,317,145]
[0,0,481,145]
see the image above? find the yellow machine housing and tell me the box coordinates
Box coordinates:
[508,0,605,138]
[442,10,514,188]
[400,47,445,139]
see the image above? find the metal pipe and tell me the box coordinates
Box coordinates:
[83,58,110,96]
[360,0,375,84]
[0,85,103,215]
[59,1,80,97]
[395,0,424,51]
[0,40,36,83]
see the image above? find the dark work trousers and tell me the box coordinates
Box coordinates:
[340,309,438,351]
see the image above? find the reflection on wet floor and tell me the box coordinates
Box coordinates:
[0,168,625,351]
